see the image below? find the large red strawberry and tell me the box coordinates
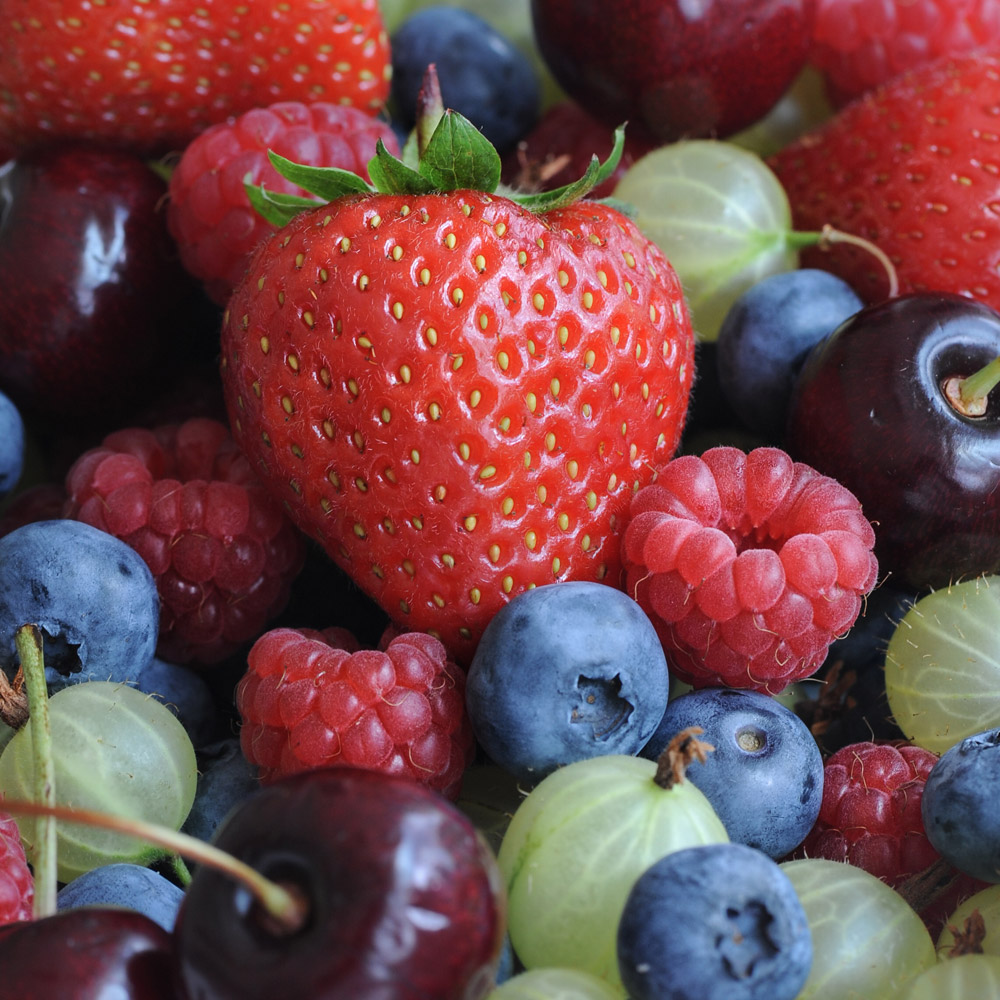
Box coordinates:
[220,106,695,662]
[0,0,391,156]
[769,51,1000,308]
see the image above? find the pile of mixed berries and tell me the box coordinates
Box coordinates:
[2,1,1000,997]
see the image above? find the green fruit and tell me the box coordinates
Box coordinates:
[612,140,798,342]
[781,858,936,1000]
[497,742,727,993]
[884,576,1000,754]
[488,967,622,999]
[937,883,1000,959]
[0,681,197,882]
[903,954,1000,999]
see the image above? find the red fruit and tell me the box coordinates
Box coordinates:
[220,151,695,663]
[501,101,656,200]
[0,813,33,926]
[810,0,1000,106]
[167,101,401,305]
[530,0,814,142]
[622,446,878,694]
[237,626,474,799]
[0,143,203,426]
[769,51,1000,308]
[64,417,306,666]
[796,741,987,933]
[0,0,391,157]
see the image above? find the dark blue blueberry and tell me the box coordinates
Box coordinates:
[182,738,259,845]
[135,656,220,748]
[57,863,185,932]
[465,581,670,785]
[0,519,160,688]
[642,687,823,859]
[716,269,863,441]
[0,390,25,498]
[390,7,540,154]
[617,843,812,1000]
[922,728,1000,884]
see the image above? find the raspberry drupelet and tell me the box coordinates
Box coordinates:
[623,446,878,694]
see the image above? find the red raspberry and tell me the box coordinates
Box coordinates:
[810,0,1000,106]
[167,101,400,305]
[0,813,33,925]
[501,100,655,199]
[64,417,305,666]
[237,626,474,800]
[796,741,987,933]
[622,446,878,694]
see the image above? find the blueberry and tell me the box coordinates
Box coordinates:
[465,581,670,784]
[716,269,863,440]
[57,862,185,932]
[617,843,813,1000]
[182,738,259,845]
[136,657,220,748]
[922,728,1000,884]
[0,519,159,688]
[0,390,25,498]
[390,7,540,154]
[641,688,823,859]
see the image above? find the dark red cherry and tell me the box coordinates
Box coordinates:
[530,0,814,143]
[173,767,505,1000]
[0,907,178,999]
[0,143,205,428]
[785,292,1000,589]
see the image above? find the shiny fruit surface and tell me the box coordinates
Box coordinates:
[530,0,813,143]
[173,767,505,1000]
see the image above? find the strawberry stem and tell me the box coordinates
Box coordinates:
[943,356,1000,417]
[2,798,308,934]
[13,624,57,920]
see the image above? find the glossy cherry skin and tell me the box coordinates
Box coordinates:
[785,292,1000,589]
[173,767,505,1000]
[0,907,178,999]
[0,144,203,426]
[529,0,813,143]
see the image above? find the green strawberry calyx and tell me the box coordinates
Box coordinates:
[245,87,626,228]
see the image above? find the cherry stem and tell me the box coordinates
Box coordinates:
[13,624,57,920]
[944,355,1000,417]
[653,726,714,790]
[1,797,308,934]
[787,225,900,299]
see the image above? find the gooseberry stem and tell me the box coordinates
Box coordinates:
[13,624,57,920]
[653,727,714,790]
[943,355,1000,417]
[1,797,308,934]
[787,225,900,299]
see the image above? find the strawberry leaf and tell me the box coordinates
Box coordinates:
[266,150,374,201]
[509,125,626,212]
[417,110,502,193]
[244,181,325,228]
[367,138,436,195]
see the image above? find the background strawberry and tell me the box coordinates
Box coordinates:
[220,110,695,662]
[769,51,1000,308]
[0,0,391,156]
